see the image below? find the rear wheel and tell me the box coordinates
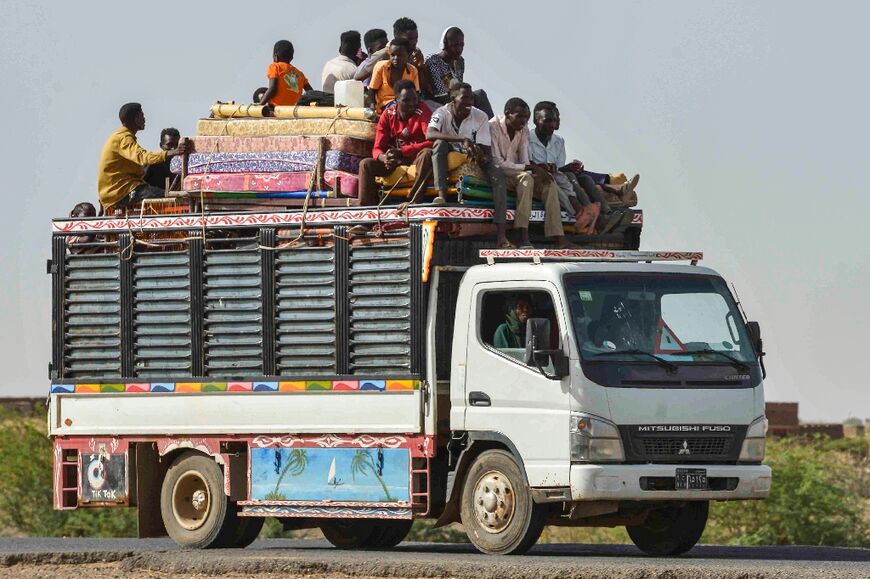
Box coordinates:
[160,452,234,548]
[228,509,264,548]
[320,519,374,549]
[362,519,413,548]
[627,501,709,556]
[460,450,545,555]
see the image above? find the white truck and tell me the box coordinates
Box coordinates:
[48,207,770,555]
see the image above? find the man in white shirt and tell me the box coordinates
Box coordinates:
[427,83,511,248]
[321,31,361,93]
[489,98,574,249]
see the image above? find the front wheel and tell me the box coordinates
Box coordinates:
[627,501,709,556]
[460,450,545,555]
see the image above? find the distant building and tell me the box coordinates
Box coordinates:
[765,401,862,441]
[766,402,799,437]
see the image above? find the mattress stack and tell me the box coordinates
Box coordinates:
[173,104,377,211]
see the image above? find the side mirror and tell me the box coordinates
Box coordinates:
[746,321,763,356]
[525,318,568,380]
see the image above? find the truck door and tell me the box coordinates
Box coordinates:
[463,282,571,487]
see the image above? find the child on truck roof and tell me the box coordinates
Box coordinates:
[257,40,313,107]
[66,202,99,254]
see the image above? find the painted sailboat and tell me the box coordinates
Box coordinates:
[326,457,343,486]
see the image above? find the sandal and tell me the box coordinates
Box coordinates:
[431,196,447,206]
[496,241,516,249]
[518,243,535,250]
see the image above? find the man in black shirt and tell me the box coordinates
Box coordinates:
[143,127,181,191]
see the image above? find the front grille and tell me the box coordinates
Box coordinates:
[642,437,730,457]
[620,425,747,464]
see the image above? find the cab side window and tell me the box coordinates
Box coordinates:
[479,291,559,364]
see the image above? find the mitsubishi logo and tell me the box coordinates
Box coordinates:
[677,440,691,455]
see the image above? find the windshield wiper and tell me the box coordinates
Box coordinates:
[684,348,751,372]
[591,349,678,373]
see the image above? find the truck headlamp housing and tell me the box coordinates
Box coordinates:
[738,415,768,463]
[570,413,624,462]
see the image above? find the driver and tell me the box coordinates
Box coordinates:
[493,296,531,349]
[593,300,652,350]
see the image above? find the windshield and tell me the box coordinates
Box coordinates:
[565,273,756,364]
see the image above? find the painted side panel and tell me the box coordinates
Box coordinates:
[250,447,410,503]
[49,391,422,436]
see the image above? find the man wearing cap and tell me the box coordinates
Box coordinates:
[97,103,186,211]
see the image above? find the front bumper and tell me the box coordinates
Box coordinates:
[570,463,771,501]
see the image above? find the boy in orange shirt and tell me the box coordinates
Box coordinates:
[368,38,419,112]
[258,40,313,107]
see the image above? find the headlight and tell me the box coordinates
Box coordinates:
[570,413,624,462]
[738,416,767,463]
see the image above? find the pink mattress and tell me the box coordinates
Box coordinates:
[183,171,359,198]
[188,135,372,157]
[324,171,358,197]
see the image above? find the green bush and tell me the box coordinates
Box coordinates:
[702,436,870,547]
[0,409,136,537]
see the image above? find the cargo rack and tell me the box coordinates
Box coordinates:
[479,249,703,265]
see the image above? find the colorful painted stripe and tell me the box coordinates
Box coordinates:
[50,380,420,395]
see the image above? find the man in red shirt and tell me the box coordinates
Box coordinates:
[358,79,433,206]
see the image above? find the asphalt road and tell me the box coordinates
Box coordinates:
[1,538,869,578]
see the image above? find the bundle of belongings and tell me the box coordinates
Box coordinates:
[177,103,377,211]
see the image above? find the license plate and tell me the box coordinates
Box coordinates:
[675,468,707,490]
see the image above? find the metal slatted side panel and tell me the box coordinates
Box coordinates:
[349,238,412,375]
[63,250,121,379]
[132,247,192,378]
[204,238,263,377]
[275,244,336,375]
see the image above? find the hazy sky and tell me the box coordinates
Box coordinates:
[0,1,867,423]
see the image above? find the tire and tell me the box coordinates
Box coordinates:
[627,501,709,556]
[160,452,235,549]
[320,519,375,549]
[460,450,545,555]
[362,519,413,549]
[229,510,264,548]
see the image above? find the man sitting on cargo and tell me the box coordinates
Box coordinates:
[424,27,494,118]
[392,17,432,98]
[489,98,575,249]
[143,127,181,192]
[426,83,512,248]
[258,40,313,107]
[357,79,433,207]
[354,28,389,87]
[321,30,362,93]
[367,38,419,112]
[97,103,187,212]
[540,100,640,206]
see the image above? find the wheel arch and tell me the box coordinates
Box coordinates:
[434,431,528,527]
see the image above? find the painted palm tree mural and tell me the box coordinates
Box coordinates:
[351,448,395,502]
[265,448,308,500]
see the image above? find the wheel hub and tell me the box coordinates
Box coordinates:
[191,489,207,511]
[472,470,515,533]
[172,470,211,531]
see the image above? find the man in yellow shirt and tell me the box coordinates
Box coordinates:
[97,103,186,211]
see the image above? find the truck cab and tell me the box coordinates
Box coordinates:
[437,254,770,555]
